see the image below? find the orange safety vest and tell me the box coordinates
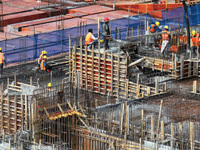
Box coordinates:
[85,32,93,45]
[162,30,170,41]
[148,24,157,33]
[192,33,200,47]
[39,54,43,62]
[40,60,46,70]
[0,52,4,64]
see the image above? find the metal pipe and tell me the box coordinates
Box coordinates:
[182,1,190,49]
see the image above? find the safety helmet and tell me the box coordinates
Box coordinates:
[164,25,169,30]
[43,50,47,55]
[43,55,47,59]
[0,47,2,51]
[192,30,196,36]
[48,83,52,87]
[155,21,160,26]
[104,18,109,22]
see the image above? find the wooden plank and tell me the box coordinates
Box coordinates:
[91,45,94,91]
[120,103,124,135]
[44,107,49,117]
[151,115,154,141]
[157,100,163,133]
[80,37,83,88]
[104,51,107,95]
[14,96,17,134]
[171,123,174,149]
[193,80,197,93]
[7,95,10,133]
[1,85,3,133]
[190,122,194,150]
[161,121,164,141]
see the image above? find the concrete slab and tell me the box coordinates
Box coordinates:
[82,10,137,21]
[14,30,40,36]
[68,5,113,15]
[7,15,73,33]
[3,10,47,26]
[66,12,88,18]
[22,18,97,33]
[2,4,30,15]
[0,32,21,41]
[2,0,49,9]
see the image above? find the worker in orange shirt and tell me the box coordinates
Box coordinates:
[85,29,98,49]
[161,26,171,54]
[38,50,47,69]
[40,55,47,71]
[145,21,161,50]
[0,47,6,78]
[191,30,200,54]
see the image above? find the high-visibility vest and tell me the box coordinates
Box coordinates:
[40,60,46,70]
[162,30,170,41]
[85,32,93,45]
[192,33,200,47]
[148,24,157,33]
[39,54,43,62]
[0,52,4,64]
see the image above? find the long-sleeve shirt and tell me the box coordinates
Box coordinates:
[102,23,110,37]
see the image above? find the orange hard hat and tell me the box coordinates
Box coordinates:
[104,18,109,22]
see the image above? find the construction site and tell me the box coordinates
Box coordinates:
[0,0,200,149]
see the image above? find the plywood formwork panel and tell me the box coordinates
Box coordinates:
[72,45,166,99]
[0,95,27,134]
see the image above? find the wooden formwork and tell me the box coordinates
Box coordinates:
[71,40,167,99]
[0,94,28,134]
[143,54,199,80]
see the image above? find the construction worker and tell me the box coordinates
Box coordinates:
[47,83,53,91]
[40,55,47,71]
[102,18,112,50]
[38,50,47,69]
[191,30,200,54]
[161,25,171,54]
[85,29,98,49]
[0,47,6,78]
[145,21,160,49]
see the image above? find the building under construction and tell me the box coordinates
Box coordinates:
[0,0,200,149]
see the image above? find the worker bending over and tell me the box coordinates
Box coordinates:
[38,50,47,69]
[191,30,200,54]
[85,29,98,49]
[40,55,47,71]
[161,26,171,54]
[145,21,160,50]
[102,18,112,50]
[0,47,6,79]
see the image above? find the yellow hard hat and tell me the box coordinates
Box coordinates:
[48,83,51,87]
[100,39,104,43]
[192,30,196,36]
[155,22,160,26]
[42,51,44,55]
[0,47,2,51]
[43,50,47,54]
[164,25,169,30]
[43,55,47,59]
